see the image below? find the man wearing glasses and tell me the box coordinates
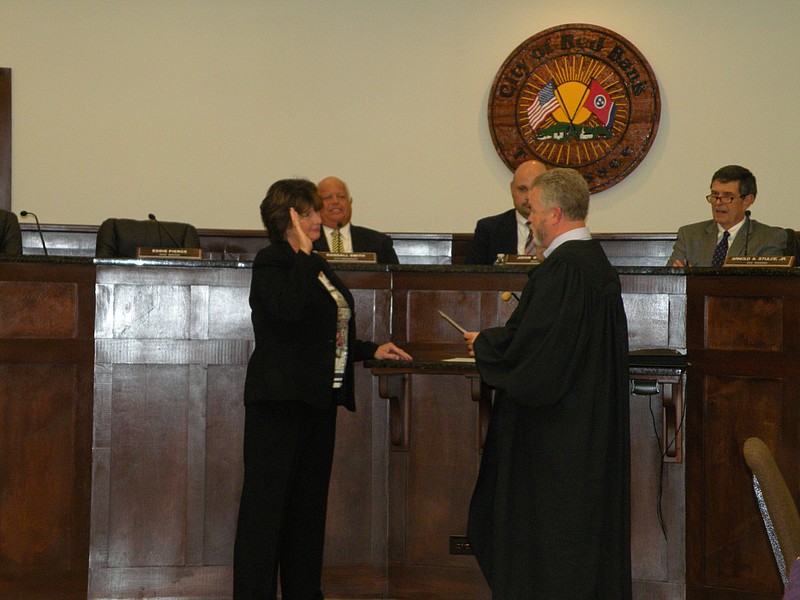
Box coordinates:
[667,165,788,267]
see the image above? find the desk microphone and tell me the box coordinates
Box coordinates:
[743,210,752,256]
[500,291,520,302]
[148,213,182,248]
[20,210,49,256]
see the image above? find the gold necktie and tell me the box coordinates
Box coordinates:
[332,229,344,253]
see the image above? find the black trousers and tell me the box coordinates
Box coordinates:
[233,400,337,600]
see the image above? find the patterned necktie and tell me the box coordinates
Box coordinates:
[711,230,730,267]
[524,227,535,256]
[331,229,344,253]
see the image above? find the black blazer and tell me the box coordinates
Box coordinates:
[243,241,378,412]
[0,209,22,257]
[464,209,519,265]
[312,224,399,264]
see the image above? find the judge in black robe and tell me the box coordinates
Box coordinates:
[464,168,631,599]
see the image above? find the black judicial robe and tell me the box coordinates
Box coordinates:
[467,239,631,600]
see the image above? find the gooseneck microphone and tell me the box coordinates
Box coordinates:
[148,213,182,248]
[20,210,49,256]
[743,210,752,256]
[500,291,520,302]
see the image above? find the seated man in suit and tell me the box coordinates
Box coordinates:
[312,176,399,264]
[667,165,788,267]
[464,160,548,265]
[0,208,22,256]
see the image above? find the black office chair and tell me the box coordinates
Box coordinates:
[784,229,799,261]
[95,218,201,258]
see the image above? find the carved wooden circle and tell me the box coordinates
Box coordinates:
[488,23,661,193]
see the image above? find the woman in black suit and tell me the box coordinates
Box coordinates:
[233,179,411,600]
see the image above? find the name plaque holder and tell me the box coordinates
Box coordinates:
[315,251,377,264]
[494,253,540,266]
[724,255,796,268]
[136,247,203,259]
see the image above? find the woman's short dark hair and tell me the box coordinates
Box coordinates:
[260,178,322,243]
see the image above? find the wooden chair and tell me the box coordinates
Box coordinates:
[743,437,800,586]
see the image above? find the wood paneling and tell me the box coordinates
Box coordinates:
[0,261,94,600]
[90,265,251,599]
[13,259,800,599]
[686,275,800,600]
[0,68,9,212]
[0,281,79,338]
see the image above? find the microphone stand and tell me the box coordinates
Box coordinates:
[20,210,48,256]
[743,210,752,256]
[148,213,183,248]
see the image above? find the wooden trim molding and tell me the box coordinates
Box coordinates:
[0,68,10,212]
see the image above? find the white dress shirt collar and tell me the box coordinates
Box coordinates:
[543,226,592,258]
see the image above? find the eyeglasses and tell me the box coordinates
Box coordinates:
[706,194,743,204]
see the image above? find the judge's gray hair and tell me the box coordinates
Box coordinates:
[531,168,589,221]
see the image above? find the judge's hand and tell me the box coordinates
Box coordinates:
[374,342,413,361]
[463,331,479,357]
[287,207,313,255]
[671,258,690,267]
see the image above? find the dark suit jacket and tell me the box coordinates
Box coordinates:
[666,218,788,266]
[0,209,22,257]
[312,224,399,264]
[464,209,519,265]
[95,218,201,258]
[243,241,378,412]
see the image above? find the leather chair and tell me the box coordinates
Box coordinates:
[0,208,22,256]
[743,437,800,586]
[785,229,800,261]
[95,218,201,258]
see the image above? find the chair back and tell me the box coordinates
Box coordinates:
[95,218,201,258]
[743,437,800,586]
[785,229,800,261]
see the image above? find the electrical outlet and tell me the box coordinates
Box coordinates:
[449,535,473,555]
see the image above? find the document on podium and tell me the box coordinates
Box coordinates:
[437,311,475,363]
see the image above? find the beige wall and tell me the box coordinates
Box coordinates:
[1,0,798,234]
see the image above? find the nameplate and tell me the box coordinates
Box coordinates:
[495,253,540,265]
[315,251,377,264]
[723,255,796,268]
[136,247,203,259]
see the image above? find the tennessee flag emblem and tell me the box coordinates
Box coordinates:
[582,80,617,128]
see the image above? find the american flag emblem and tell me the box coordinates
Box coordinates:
[526,80,559,131]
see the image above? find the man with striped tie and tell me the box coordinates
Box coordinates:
[667,165,788,267]
[464,160,548,265]
[312,176,399,264]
